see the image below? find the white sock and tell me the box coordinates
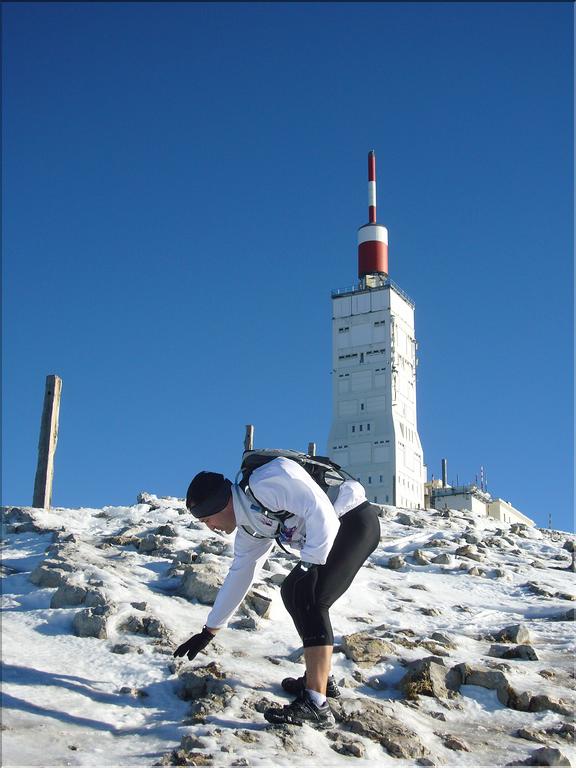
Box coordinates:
[305,688,326,707]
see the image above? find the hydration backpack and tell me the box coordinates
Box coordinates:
[238,448,350,525]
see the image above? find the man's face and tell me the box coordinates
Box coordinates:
[201,497,237,535]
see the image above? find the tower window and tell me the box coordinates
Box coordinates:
[351,426,355,433]
[367,423,370,431]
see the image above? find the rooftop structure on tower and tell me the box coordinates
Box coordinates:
[327,151,426,508]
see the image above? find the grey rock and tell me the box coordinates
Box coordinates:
[431,553,454,565]
[562,540,575,553]
[230,616,259,631]
[396,512,417,526]
[555,723,575,741]
[111,643,135,654]
[103,534,139,547]
[468,566,484,576]
[341,632,394,666]
[130,601,147,611]
[173,550,197,565]
[11,521,46,533]
[265,573,286,587]
[240,693,280,717]
[286,646,305,663]
[556,591,576,602]
[525,582,556,598]
[494,623,532,644]
[199,537,233,556]
[464,533,481,545]
[515,727,547,744]
[529,747,571,766]
[455,663,573,715]
[453,663,510,704]
[387,555,406,569]
[412,549,431,565]
[528,694,573,716]
[41,557,77,573]
[419,641,450,657]
[178,563,225,604]
[159,748,214,766]
[119,686,148,698]
[332,698,430,759]
[121,615,146,634]
[29,564,70,589]
[455,544,484,562]
[137,534,170,554]
[177,661,227,701]
[120,615,169,639]
[539,669,556,680]
[488,644,539,661]
[399,657,460,700]
[180,735,208,751]
[145,618,170,638]
[50,584,88,608]
[420,607,442,617]
[84,589,108,608]
[443,736,470,751]
[325,731,366,758]
[73,606,113,639]
[136,492,159,506]
[233,729,260,744]
[242,587,273,618]
[366,675,388,691]
[155,524,178,538]
[430,632,457,649]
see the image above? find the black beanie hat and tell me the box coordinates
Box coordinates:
[186,471,232,519]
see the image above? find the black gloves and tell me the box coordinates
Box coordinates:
[173,626,215,660]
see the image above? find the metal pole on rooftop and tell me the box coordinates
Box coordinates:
[244,424,254,452]
[441,458,448,488]
[33,374,62,509]
[308,442,317,456]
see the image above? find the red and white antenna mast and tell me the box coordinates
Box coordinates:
[358,150,389,279]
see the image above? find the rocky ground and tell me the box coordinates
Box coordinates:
[1,497,574,767]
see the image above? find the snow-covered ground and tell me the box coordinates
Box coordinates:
[1,497,574,767]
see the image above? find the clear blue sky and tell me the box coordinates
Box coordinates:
[2,3,573,532]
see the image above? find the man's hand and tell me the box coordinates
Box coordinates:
[173,626,215,660]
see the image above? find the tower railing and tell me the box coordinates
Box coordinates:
[331,278,415,308]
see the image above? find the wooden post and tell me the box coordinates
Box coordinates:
[33,375,62,509]
[244,424,254,452]
[308,442,316,456]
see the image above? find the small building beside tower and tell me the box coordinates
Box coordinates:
[425,458,534,526]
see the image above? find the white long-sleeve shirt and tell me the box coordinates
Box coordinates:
[205,457,366,629]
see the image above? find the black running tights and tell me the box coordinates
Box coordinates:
[280,502,381,648]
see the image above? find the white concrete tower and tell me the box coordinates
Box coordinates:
[327,151,426,509]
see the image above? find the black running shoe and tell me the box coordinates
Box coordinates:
[264,691,336,729]
[281,673,341,699]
